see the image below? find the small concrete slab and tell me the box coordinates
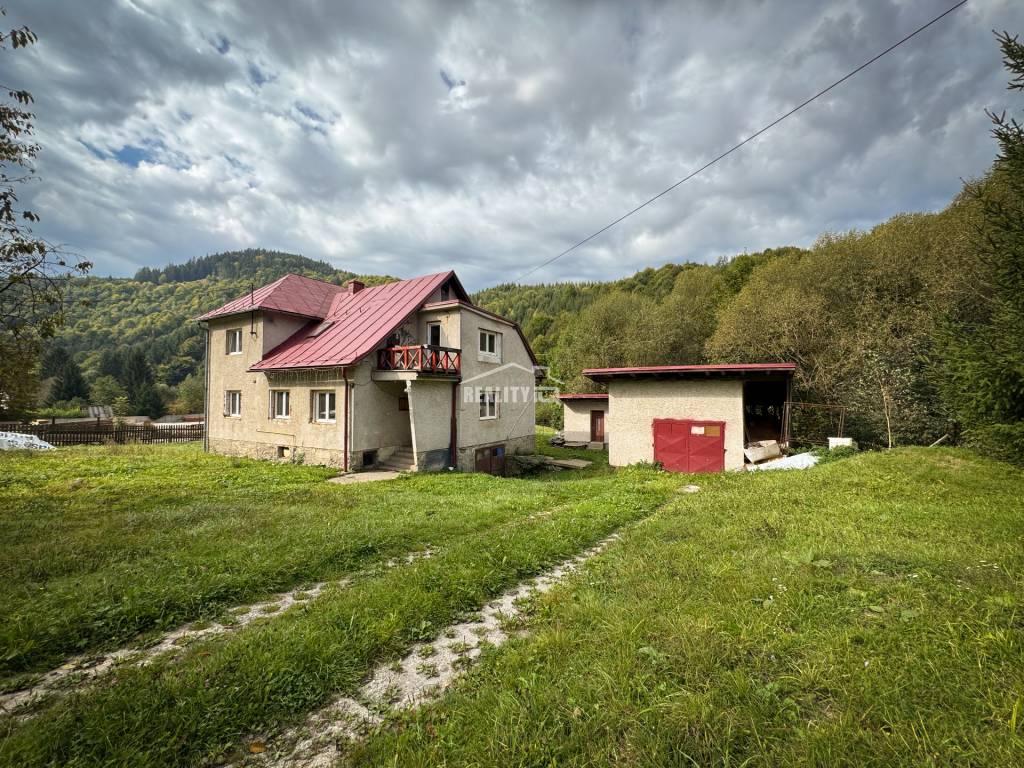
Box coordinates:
[548,458,593,469]
[328,470,402,485]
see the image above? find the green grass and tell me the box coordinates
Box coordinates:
[347,448,1024,767]
[0,441,608,677]
[0,443,679,766]
[1,444,1021,766]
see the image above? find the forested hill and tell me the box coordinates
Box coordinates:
[55,249,383,386]
[132,249,344,284]
[471,247,804,370]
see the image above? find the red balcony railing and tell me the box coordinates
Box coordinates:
[377,345,461,375]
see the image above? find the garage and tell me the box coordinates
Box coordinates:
[653,418,725,472]
[582,363,796,472]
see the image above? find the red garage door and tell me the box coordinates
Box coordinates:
[653,419,726,473]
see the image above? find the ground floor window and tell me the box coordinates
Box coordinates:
[479,389,498,420]
[225,390,241,416]
[271,390,290,419]
[313,390,336,423]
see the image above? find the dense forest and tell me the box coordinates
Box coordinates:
[20,36,1024,462]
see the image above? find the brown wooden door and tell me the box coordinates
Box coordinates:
[475,444,506,475]
[590,410,605,442]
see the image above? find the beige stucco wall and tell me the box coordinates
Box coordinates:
[205,301,536,473]
[206,312,350,468]
[348,361,410,465]
[562,400,609,443]
[408,378,453,470]
[454,306,536,470]
[607,379,744,471]
[417,306,460,349]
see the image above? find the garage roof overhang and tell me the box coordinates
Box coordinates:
[583,363,796,383]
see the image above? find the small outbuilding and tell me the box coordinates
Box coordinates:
[582,363,796,472]
[557,393,609,447]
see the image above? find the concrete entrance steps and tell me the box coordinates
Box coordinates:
[379,446,416,472]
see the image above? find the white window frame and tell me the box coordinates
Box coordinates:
[478,389,499,420]
[225,390,242,417]
[478,329,501,363]
[226,328,243,355]
[313,390,336,423]
[426,322,442,347]
[271,389,290,419]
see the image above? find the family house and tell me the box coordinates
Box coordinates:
[198,271,540,473]
[582,363,796,472]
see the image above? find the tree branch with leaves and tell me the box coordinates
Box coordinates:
[0,8,91,416]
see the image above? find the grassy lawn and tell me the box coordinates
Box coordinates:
[349,448,1024,766]
[0,442,1021,766]
[0,437,603,678]
[0,441,677,766]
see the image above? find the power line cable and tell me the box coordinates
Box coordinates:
[514,0,968,283]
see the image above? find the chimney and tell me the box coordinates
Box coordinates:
[345,279,364,294]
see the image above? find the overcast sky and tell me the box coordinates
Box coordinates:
[7,0,1020,290]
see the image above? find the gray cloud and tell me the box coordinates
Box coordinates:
[6,0,1019,289]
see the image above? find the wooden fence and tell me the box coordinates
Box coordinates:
[0,422,204,447]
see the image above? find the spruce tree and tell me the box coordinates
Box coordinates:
[938,31,1024,461]
[49,359,89,403]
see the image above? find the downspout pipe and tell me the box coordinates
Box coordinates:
[202,322,210,453]
[343,367,349,472]
[449,382,458,469]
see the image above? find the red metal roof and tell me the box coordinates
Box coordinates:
[584,363,796,380]
[557,393,608,400]
[250,271,463,370]
[198,273,342,321]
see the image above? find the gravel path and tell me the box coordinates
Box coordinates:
[237,534,622,768]
[0,549,433,717]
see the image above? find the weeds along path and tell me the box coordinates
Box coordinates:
[0,469,680,768]
[0,550,434,717]
[237,534,625,768]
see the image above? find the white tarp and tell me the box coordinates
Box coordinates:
[747,452,819,471]
[0,432,55,451]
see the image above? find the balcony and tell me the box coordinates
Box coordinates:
[377,345,461,376]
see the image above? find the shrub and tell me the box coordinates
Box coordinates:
[535,400,563,430]
[963,422,1024,467]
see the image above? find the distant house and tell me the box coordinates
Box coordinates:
[557,393,608,447]
[582,363,796,472]
[199,271,540,473]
